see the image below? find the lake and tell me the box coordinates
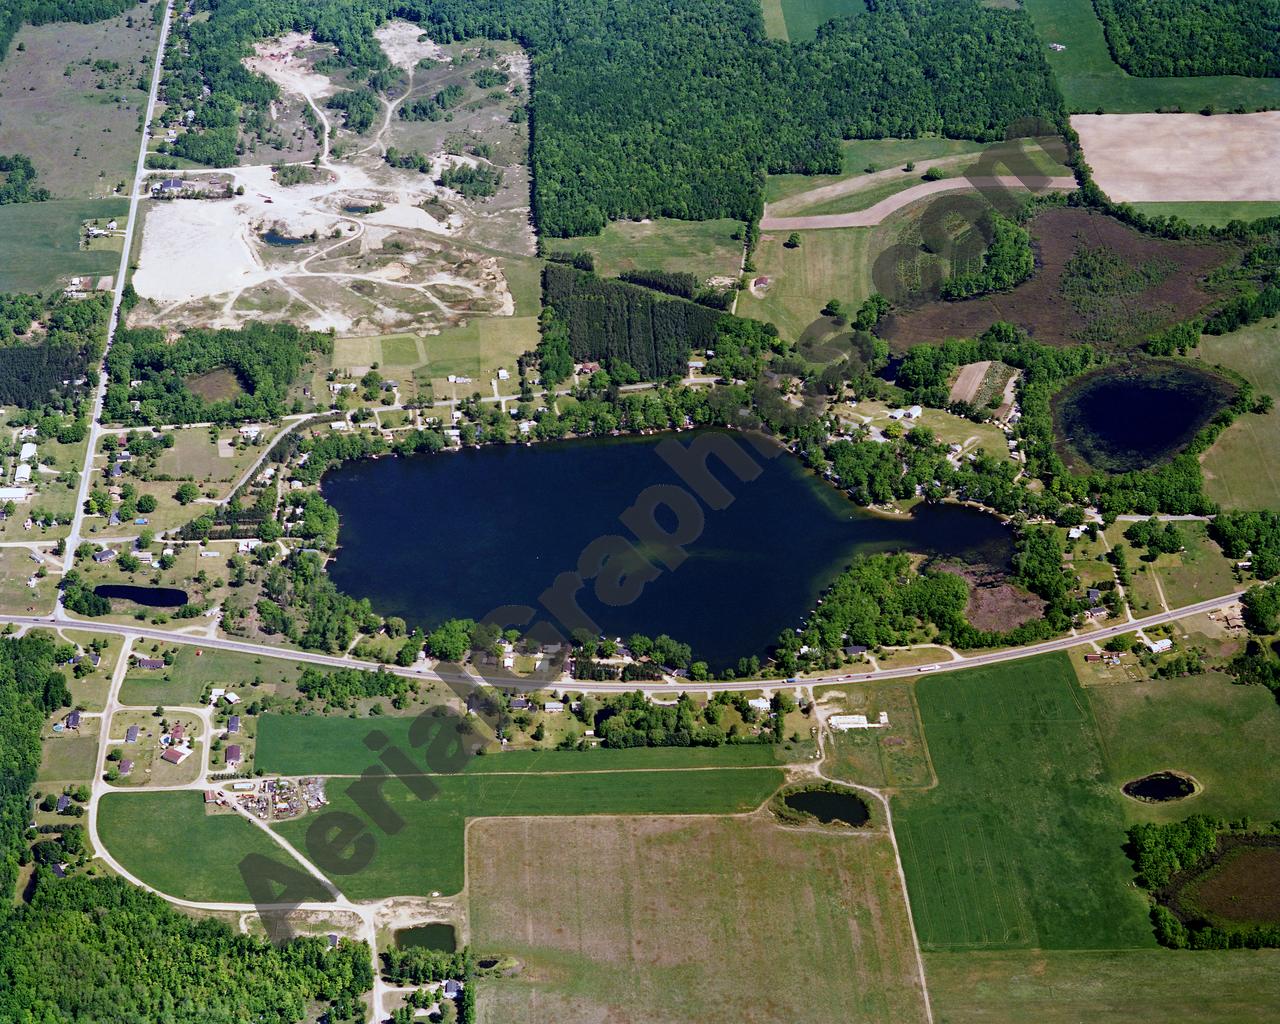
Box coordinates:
[93,584,188,608]
[322,431,1014,668]
[1053,361,1236,474]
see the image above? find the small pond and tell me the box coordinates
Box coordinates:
[322,430,1015,670]
[1052,361,1236,474]
[1123,770,1197,803]
[783,788,870,827]
[260,229,306,247]
[394,923,457,952]
[93,584,189,608]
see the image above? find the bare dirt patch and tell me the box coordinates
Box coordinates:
[879,208,1228,351]
[1072,112,1280,203]
[949,360,992,404]
[1183,842,1280,927]
[939,563,1047,632]
[185,367,243,402]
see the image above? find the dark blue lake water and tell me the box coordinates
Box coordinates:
[322,431,1013,668]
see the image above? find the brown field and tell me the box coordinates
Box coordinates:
[1072,113,1280,203]
[1183,841,1280,927]
[879,208,1226,351]
[184,367,243,402]
[468,815,929,1024]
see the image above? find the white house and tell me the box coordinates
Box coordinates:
[748,697,771,713]
[829,711,890,731]
[1146,638,1173,655]
[18,442,37,463]
[497,368,510,381]
[13,464,31,484]
[907,405,923,419]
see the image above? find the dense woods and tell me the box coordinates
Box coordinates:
[0,292,111,408]
[940,212,1034,300]
[104,322,330,424]
[0,153,50,203]
[1092,0,1280,78]
[158,0,1062,236]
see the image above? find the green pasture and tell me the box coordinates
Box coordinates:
[766,138,989,205]
[119,645,303,707]
[777,0,865,42]
[893,653,1152,951]
[1131,202,1280,228]
[274,767,784,899]
[546,217,745,282]
[0,199,128,292]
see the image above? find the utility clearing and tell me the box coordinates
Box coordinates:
[131,27,533,336]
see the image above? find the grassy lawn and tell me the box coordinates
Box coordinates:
[0,549,58,615]
[761,0,789,40]
[736,226,875,342]
[152,427,270,489]
[37,718,100,785]
[119,644,304,707]
[423,316,539,382]
[925,949,1280,1024]
[776,0,866,43]
[97,791,332,904]
[1148,522,1238,608]
[0,199,128,292]
[1131,202,1280,228]
[1023,0,1280,113]
[818,681,933,789]
[274,767,783,899]
[893,653,1153,951]
[546,218,745,282]
[766,139,989,205]
[1198,317,1280,510]
[472,816,929,1024]
[1087,671,1280,824]
[255,711,786,775]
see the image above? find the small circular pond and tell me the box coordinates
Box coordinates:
[394,923,457,952]
[260,229,306,247]
[1122,770,1198,803]
[781,787,870,827]
[93,584,189,608]
[1052,361,1236,474]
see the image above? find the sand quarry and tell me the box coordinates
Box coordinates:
[1072,112,1280,203]
[132,26,533,335]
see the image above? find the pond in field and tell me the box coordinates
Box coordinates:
[260,229,306,247]
[1052,361,1236,474]
[322,430,1014,669]
[783,788,871,826]
[395,923,457,952]
[94,584,188,607]
[1122,770,1197,802]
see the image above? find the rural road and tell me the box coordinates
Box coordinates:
[759,175,1077,231]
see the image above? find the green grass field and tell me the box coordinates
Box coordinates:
[1198,317,1280,510]
[545,218,745,282]
[98,791,332,904]
[736,226,875,342]
[119,645,304,707]
[256,711,785,774]
[1087,671,1280,824]
[775,0,865,42]
[418,316,539,382]
[893,654,1153,951]
[274,767,783,899]
[473,816,929,1024]
[925,948,1280,1024]
[0,199,128,292]
[1131,202,1280,228]
[1148,522,1239,608]
[37,720,99,785]
[1023,0,1280,113]
[766,138,990,205]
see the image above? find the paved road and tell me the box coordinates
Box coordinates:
[759,176,1077,231]
[62,0,175,571]
[9,589,1243,696]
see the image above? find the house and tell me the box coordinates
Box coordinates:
[842,645,868,657]
[442,980,462,1000]
[223,691,241,705]
[1067,526,1084,540]
[18,442,37,462]
[227,715,241,734]
[55,795,70,812]
[51,863,68,878]
[65,710,81,729]
[135,657,164,669]
[238,424,262,441]
[155,177,186,193]
[119,759,134,776]
[1146,637,1173,654]
[907,405,923,419]
[747,697,771,713]
[209,688,226,704]
[125,725,139,743]
[327,933,339,949]
[93,548,117,563]
[497,368,510,380]
[509,697,531,711]
[887,409,906,421]
[160,747,184,765]
[226,745,242,765]
[1087,588,1102,606]
[543,700,565,713]
[13,463,31,484]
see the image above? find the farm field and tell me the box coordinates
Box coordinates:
[1198,317,1280,510]
[0,10,157,198]
[925,948,1280,1024]
[255,711,787,775]
[1132,201,1280,228]
[97,790,332,904]
[470,815,928,1024]
[878,207,1228,352]
[766,138,990,205]
[0,199,128,292]
[1023,0,1280,114]
[1073,113,1280,203]
[273,767,784,899]
[736,226,875,342]
[545,217,745,282]
[1087,671,1280,825]
[893,653,1153,951]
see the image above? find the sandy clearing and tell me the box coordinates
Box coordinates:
[244,33,339,103]
[375,20,444,71]
[1072,112,1280,202]
[760,176,1076,231]
[949,361,992,405]
[134,200,262,302]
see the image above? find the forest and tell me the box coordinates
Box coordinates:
[0,292,111,408]
[156,0,1062,236]
[0,154,50,204]
[104,322,330,425]
[1092,0,1280,78]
